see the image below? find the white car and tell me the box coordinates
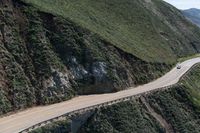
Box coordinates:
[177,64,181,69]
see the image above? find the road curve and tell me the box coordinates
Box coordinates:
[1,57,200,133]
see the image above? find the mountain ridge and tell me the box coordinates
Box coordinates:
[183,8,200,27]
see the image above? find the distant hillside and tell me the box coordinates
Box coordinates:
[183,8,200,27]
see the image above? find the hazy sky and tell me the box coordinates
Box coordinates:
[163,0,200,9]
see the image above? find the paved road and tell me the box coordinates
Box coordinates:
[0,57,200,133]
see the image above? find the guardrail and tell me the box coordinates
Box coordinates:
[19,84,177,133]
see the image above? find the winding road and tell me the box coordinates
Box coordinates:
[1,57,200,133]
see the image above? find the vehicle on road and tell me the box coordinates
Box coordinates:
[177,64,181,69]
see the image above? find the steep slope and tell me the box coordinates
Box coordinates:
[22,0,200,63]
[31,64,200,133]
[183,8,200,27]
[0,0,171,115]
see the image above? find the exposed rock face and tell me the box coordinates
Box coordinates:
[92,62,107,81]
[42,69,73,104]
[68,57,88,80]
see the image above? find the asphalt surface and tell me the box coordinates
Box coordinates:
[0,57,200,133]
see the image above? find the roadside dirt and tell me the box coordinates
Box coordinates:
[140,96,174,133]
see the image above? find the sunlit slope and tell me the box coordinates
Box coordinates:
[22,0,200,63]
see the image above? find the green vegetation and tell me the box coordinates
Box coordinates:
[147,87,200,133]
[31,120,71,133]
[0,89,12,115]
[23,7,65,77]
[22,0,200,63]
[79,101,164,133]
[178,54,200,62]
[146,65,200,132]
[181,65,200,109]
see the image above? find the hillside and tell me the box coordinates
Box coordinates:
[31,64,200,133]
[0,0,200,115]
[183,8,200,27]
[22,0,200,63]
[0,0,169,114]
